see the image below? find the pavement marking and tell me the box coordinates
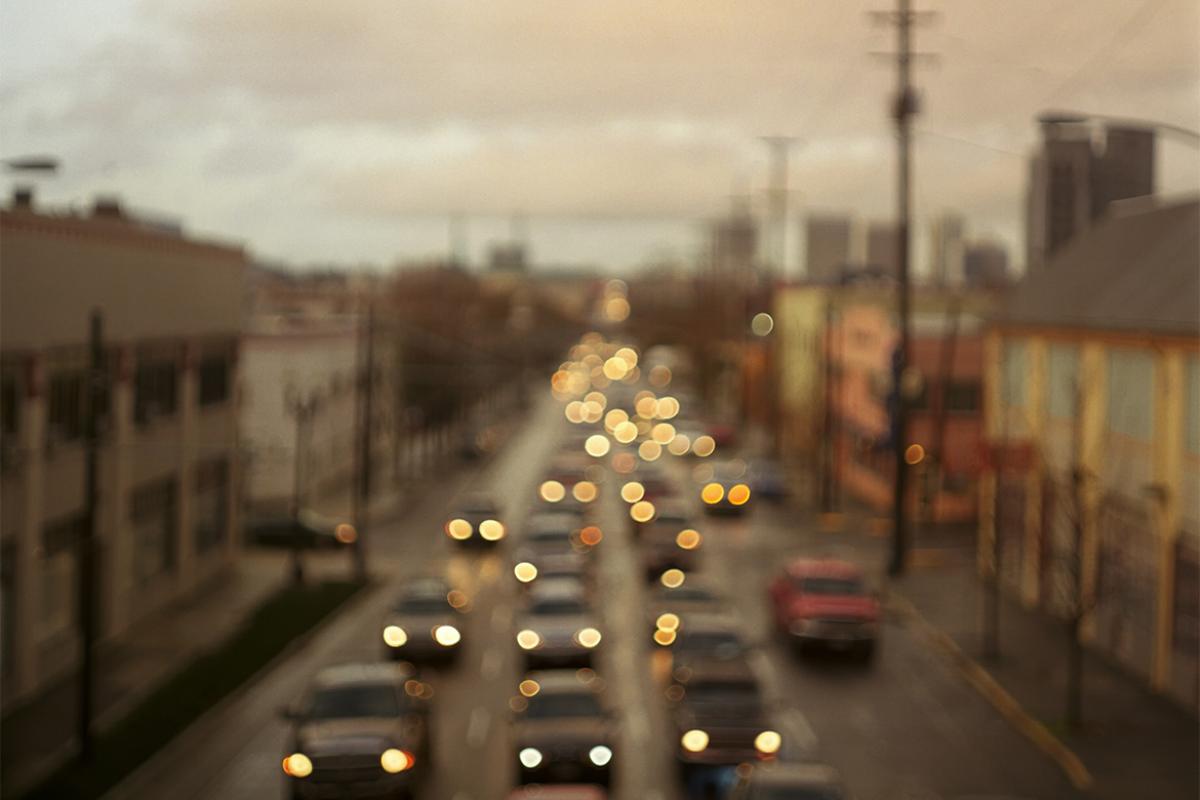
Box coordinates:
[466,706,491,748]
[481,646,503,681]
[890,592,1094,790]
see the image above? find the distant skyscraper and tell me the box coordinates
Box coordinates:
[929,213,966,285]
[803,215,851,283]
[963,240,1010,287]
[710,208,758,282]
[866,221,900,278]
[1025,121,1155,274]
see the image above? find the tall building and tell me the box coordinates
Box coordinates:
[963,240,1010,287]
[866,221,900,278]
[0,195,245,704]
[710,208,758,283]
[1025,121,1156,274]
[929,213,966,285]
[803,215,852,283]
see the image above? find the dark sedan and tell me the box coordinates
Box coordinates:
[512,669,616,787]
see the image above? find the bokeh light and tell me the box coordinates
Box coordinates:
[751,312,775,336]
[446,518,473,540]
[701,482,725,504]
[580,525,604,546]
[620,481,645,503]
[539,480,566,502]
[514,562,538,583]
[614,420,639,444]
[651,422,676,444]
[479,519,505,540]
[728,484,751,506]
[692,435,716,457]
[905,443,926,465]
[585,434,611,458]
[572,481,598,503]
[630,500,656,522]
[660,568,685,588]
[676,529,702,550]
[638,440,662,461]
[655,396,680,419]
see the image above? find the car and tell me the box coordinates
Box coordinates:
[645,581,726,642]
[640,526,700,583]
[749,460,790,502]
[245,509,349,550]
[669,657,782,785]
[445,492,507,547]
[513,514,595,585]
[632,464,677,502]
[631,498,692,542]
[515,578,603,669]
[279,663,432,800]
[732,762,848,800]
[768,559,880,659]
[661,613,749,673]
[698,461,754,516]
[381,578,466,665]
[512,670,616,787]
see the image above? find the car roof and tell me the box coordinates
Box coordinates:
[529,577,587,601]
[785,559,863,580]
[312,662,414,688]
[676,611,742,633]
[673,654,758,685]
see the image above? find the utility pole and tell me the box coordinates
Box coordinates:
[872,0,934,577]
[78,310,103,762]
[760,136,796,279]
[352,302,375,582]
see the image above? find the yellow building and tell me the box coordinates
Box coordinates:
[981,197,1199,709]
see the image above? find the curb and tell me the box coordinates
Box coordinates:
[889,592,1094,791]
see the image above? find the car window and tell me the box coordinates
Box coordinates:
[675,631,744,657]
[525,691,602,719]
[305,683,402,719]
[683,680,760,705]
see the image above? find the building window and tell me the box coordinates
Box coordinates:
[1047,344,1080,420]
[945,381,981,413]
[1187,357,1200,455]
[47,370,86,444]
[131,477,177,584]
[1107,349,1154,440]
[198,355,230,408]
[135,359,177,427]
[1,366,18,439]
[194,458,229,553]
[1002,340,1027,408]
[42,512,86,559]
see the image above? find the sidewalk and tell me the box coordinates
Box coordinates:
[0,484,401,799]
[893,546,1199,800]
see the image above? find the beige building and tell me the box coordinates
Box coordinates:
[982,197,1199,708]
[0,199,244,704]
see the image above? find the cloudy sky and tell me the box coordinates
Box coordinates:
[2,0,1197,275]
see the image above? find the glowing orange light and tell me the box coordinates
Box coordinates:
[539,480,566,502]
[614,421,638,444]
[651,423,676,445]
[446,518,473,540]
[612,452,637,474]
[585,434,611,458]
[661,568,685,588]
[335,523,358,544]
[701,483,725,504]
[728,484,751,506]
[676,529,702,550]
[654,628,677,646]
[639,440,662,461]
[692,435,716,457]
[905,443,926,465]
[580,526,603,546]
[630,500,656,522]
[620,481,646,503]
[519,679,541,697]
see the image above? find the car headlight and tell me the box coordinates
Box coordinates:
[514,562,538,583]
[755,729,782,755]
[382,625,407,648]
[380,748,413,773]
[589,744,613,766]
[516,629,542,650]
[680,729,709,753]
[446,518,473,540]
[519,747,543,768]
[479,519,505,541]
[282,752,313,778]
[433,624,461,646]
[575,627,602,648]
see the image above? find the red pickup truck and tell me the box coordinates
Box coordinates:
[768,559,879,660]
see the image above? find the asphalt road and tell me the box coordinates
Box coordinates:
[107,389,1083,800]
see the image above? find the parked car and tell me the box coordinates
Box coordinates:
[768,559,879,659]
[245,509,347,550]
[280,663,432,800]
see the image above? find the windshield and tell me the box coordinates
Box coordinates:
[305,684,401,719]
[530,599,586,616]
[395,598,448,615]
[683,681,760,705]
[525,692,602,719]
[676,632,744,656]
[800,577,865,596]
